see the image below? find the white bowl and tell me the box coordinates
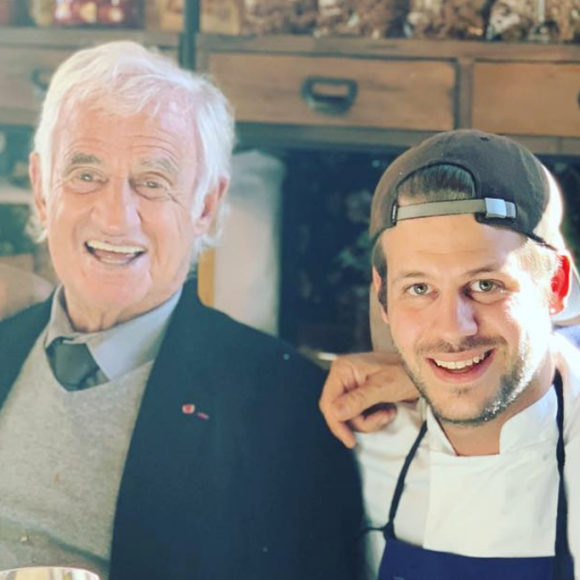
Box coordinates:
[0,567,99,580]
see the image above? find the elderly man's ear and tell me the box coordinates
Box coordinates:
[192,177,229,236]
[29,152,47,226]
[550,253,572,315]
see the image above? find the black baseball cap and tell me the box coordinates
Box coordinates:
[370,129,580,325]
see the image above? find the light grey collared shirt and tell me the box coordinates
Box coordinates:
[44,286,182,383]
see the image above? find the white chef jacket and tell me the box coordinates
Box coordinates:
[356,333,580,579]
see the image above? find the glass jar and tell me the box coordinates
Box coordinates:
[29,0,55,26]
[53,0,142,27]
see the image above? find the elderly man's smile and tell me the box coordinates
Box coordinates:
[84,239,146,266]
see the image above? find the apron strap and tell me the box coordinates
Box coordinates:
[553,372,574,580]
[382,420,428,541]
[379,371,574,580]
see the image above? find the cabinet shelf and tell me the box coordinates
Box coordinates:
[195,33,580,158]
[0,179,31,205]
[0,26,178,48]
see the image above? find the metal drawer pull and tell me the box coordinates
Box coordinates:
[301,76,358,116]
[31,68,53,92]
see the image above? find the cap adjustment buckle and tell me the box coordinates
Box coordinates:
[391,197,517,225]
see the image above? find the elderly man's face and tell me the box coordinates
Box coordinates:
[378,214,556,426]
[32,103,218,330]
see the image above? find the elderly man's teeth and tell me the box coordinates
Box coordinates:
[434,354,486,370]
[86,240,144,255]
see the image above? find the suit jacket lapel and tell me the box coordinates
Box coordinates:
[0,298,52,409]
[110,279,221,579]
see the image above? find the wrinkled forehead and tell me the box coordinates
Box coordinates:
[51,99,198,161]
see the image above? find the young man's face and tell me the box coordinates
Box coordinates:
[377,214,555,426]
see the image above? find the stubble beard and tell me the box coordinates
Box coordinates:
[395,335,538,426]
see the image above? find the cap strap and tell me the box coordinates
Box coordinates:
[394,198,516,223]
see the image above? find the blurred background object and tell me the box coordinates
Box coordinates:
[0,0,15,25]
[53,0,142,27]
[406,0,494,40]
[28,0,55,26]
[213,150,284,336]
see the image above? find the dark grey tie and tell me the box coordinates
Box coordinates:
[48,338,102,391]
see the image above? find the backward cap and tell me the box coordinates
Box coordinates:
[369,129,580,326]
[370,129,549,241]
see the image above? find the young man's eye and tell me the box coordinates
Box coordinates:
[407,283,431,296]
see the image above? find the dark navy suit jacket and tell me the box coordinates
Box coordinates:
[0,279,363,580]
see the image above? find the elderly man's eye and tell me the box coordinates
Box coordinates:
[67,169,103,193]
[135,177,171,199]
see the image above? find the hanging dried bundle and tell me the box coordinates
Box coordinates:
[487,0,580,42]
[407,0,494,40]
[355,0,408,38]
[243,0,318,34]
[315,0,356,36]
[315,0,408,38]
[487,0,541,40]
[551,0,580,41]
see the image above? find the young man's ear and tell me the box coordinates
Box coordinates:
[29,152,47,226]
[549,253,572,315]
[372,266,389,324]
[192,177,229,236]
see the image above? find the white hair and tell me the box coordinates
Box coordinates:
[32,40,235,259]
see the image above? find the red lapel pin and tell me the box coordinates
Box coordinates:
[182,403,210,420]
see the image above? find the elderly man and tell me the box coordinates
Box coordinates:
[0,42,362,580]
[321,130,580,579]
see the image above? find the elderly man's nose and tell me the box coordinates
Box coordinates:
[92,179,139,230]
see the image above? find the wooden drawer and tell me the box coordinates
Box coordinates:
[0,45,178,127]
[208,54,456,132]
[0,47,75,126]
[472,62,580,138]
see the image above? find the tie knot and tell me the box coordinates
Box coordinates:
[48,338,101,391]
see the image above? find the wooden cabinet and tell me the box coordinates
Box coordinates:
[3,28,580,304]
[473,62,580,138]
[208,53,456,131]
[197,34,580,157]
[0,27,179,127]
[4,29,580,153]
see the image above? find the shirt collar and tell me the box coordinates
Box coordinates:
[426,380,559,456]
[44,286,182,381]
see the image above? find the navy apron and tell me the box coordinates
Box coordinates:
[373,372,575,580]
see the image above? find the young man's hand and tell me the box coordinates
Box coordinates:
[319,352,419,448]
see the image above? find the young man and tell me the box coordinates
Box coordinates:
[325,130,580,579]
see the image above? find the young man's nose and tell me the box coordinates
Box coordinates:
[435,293,479,344]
